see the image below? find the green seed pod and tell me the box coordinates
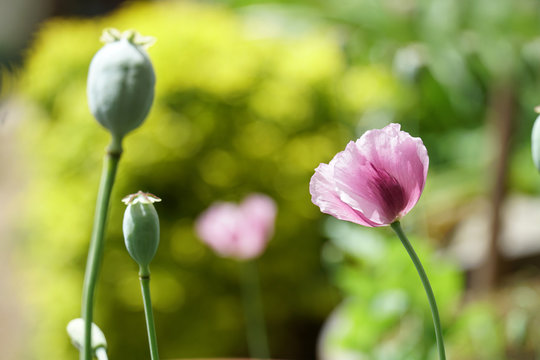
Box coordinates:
[87,29,156,139]
[532,112,540,172]
[66,318,107,352]
[122,191,161,267]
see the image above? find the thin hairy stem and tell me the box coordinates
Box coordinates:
[240,260,270,359]
[139,265,160,360]
[391,221,446,360]
[81,137,122,360]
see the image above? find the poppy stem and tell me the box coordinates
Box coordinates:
[390,221,446,360]
[81,137,122,360]
[240,260,270,359]
[139,265,160,360]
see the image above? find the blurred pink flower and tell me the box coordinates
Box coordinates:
[309,123,428,227]
[196,194,277,260]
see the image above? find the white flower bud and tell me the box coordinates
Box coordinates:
[66,318,107,352]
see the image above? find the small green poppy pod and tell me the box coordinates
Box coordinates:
[122,191,161,267]
[87,29,156,139]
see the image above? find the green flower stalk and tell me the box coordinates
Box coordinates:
[122,191,162,360]
[80,29,156,360]
[240,260,270,359]
[391,222,446,360]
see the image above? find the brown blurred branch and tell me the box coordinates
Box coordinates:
[470,83,516,292]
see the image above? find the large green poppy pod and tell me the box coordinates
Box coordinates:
[87,29,156,139]
[533,111,540,172]
[122,191,161,267]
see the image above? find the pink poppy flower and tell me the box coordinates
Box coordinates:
[196,194,277,260]
[309,123,428,227]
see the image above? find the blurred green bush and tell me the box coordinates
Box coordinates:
[318,220,540,360]
[319,220,463,360]
[15,2,408,359]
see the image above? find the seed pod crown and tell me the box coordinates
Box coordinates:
[87,29,156,139]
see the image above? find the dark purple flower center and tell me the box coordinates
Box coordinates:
[368,163,406,221]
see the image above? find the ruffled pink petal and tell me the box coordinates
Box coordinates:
[356,123,428,218]
[241,194,277,236]
[235,226,268,260]
[195,203,241,258]
[309,156,380,227]
[237,194,277,259]
[311,123,428,226]
[332,141,393,225]
[195,194,277,260]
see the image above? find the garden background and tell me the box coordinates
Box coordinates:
[3,0,540,359]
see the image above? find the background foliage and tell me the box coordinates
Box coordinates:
[14,0,540,359]
[18,2,359,359]
[319,220,540,359]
